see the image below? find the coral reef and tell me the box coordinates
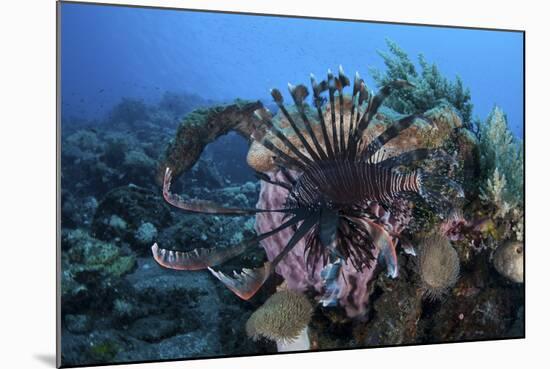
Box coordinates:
[61,229,137,314]
[370,39,474,127]
[91,185,172,254]
[60,67,524,365]
[61,94,269,366]
[418,233,460,299]
[108,98,150,128]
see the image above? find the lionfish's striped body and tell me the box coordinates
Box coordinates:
[290,161,421,208]
[151,66,462,304]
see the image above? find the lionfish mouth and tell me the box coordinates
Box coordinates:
[151,65,462,301]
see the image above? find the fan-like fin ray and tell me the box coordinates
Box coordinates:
[348,216,399,278]
[357,79,414,134]
[259,138,308,171]
[255,171,292,191]
[272,214,319,266]
[209,214,318,300]
[346,71,362,158]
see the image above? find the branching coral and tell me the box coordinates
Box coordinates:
[478,106,523,214]
[370,39,474,127]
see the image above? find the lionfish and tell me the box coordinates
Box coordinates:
[151,66,462,301]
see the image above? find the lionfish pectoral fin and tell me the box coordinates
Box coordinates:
[319,258,343,307]
[152,209,308,272]
[361,218,399,278]
[379,241,399,278]
[208,262,273,300]
[401,242,416,256]
[151,242,247,271]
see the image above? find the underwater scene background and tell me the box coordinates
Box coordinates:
[59,2,524,367]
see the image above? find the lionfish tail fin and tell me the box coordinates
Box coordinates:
[417,171,465,218]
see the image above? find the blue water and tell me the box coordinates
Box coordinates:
[60,2,524,137]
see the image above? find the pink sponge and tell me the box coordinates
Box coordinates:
[255,170,379,318]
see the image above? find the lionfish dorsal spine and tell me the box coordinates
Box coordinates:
[310,73,335,160]
[327,69,339,155]
[271,88,321,162]
[346,71,362,158]
[254,108,312,169]
[337,65,350,155]
[288,82,328,161]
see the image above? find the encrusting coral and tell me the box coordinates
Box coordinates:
[370,39,474,127]
[246,290,313,352]
[157,100,263,185]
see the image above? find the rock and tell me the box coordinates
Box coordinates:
[61,229,137,314]
[92,185,172,254]
[493,241,524,283]
[61,192,98,229]
[134,222,158,246]
[128,316,181,343]
[362,263,422,346]
[122,149,158,186]
[126,258,220,328]
[158,332,221,359]
[65,314,92,334]
[112,298,144,324]
[155,213,254,253]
